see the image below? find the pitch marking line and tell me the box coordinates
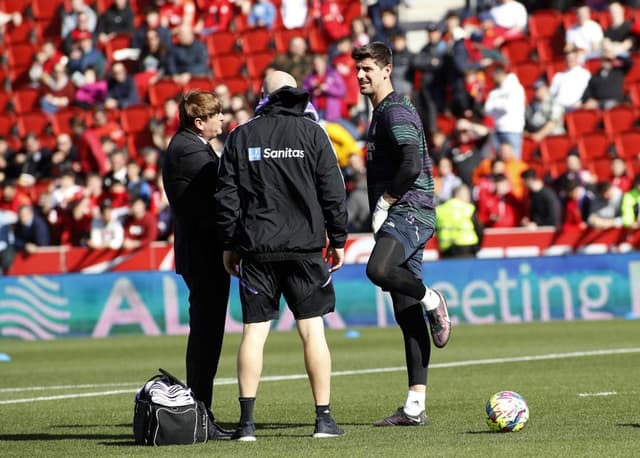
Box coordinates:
[1,347,638,405]
[578,391,618,397]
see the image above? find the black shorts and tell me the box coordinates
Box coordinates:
[238,254,336,323]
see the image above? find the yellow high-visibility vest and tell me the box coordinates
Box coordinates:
[435,198,479,251]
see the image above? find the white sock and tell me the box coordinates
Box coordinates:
[420,287,440,311]
[404,390,425,416]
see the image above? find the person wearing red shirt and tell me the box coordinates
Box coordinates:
[476,173,521,228]
[122,197,158,249]
[562,180,589,232]
[0,179,32,216]
[57,196,93,246]
[160,0,197,36]
[197,0,234,35]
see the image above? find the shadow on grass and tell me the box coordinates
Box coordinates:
[0,433,131,441]
[464,430,498,435]
[617,422,640,428]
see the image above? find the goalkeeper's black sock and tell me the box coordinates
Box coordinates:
[315,404,331,420]
[239,397,256,424]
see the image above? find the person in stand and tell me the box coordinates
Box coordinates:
[162,90,231,440]
[351,41,451,427]
[435,184,482,258]
[521,168,563,229]
[215,71,348,441]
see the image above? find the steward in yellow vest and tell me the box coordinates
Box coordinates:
[435,185,482,258]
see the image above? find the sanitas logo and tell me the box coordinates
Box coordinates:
[263,147,305,159]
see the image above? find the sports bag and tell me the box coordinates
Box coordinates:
[133,368,209,446]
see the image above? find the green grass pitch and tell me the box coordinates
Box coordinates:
[1,320,639,457]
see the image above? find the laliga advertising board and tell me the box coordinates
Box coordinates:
[0,253,639,340]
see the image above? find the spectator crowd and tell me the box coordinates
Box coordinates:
[0,0,639,272]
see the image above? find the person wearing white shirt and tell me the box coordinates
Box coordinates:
[484,64,526,159]
[549,49,592,111]
[489,0,527,33]
[87,200,125,250]
[281,0,308,29]
[565,4,604,61]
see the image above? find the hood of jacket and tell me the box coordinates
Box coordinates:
[255,86,311,117]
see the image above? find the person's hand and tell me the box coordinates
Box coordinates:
[223,250,240,277]
[324,246,344,273]
[371,195,392,234]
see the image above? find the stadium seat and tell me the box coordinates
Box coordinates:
[17,111,51,137]
[241,27,273,54]
[603,105,637,138]
[223,76,252,97]
[628,82,640,107]
[342,1,362,25]
[102,33,132,61]
[120,105,153,134]
[435,113,456,137]
[564,108,602,140]
[624,52,640,89]
[11,87,41,114]
[246,51,276,80]
[513,62,544,89]
[535,36,565,64]
[545,59,566,84]
[3,19,41,45]
[6,42,38,71]
[0,112,17,137]
[31,0,65,20]
[126,131,154,160]
[148,79,182,107]
[584,58,601,75]
[273,28,307,53]
[528,9,563,39]
[588,157,614,180]
[205,30,240,56]
[576,132,612,162]
[182,76,215,92]
[614,129,640,160]
[51,107,85,136]
[500,38,534,65]
[212,54,246,80]
[308,26,329,54]
[540,134,574,164]
[0,0,30,13]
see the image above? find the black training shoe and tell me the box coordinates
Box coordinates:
[208,420,233,440]
[312,416,345,438]
[425,290,451,348]
[373,407,427,426]
[231,422,256,442]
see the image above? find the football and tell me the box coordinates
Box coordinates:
[485,390,529,432]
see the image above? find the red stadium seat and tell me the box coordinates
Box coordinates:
[614,129,640,160]
[500,38,534,65]
[148,79,182,107]
[246,51,276,80]
[102,33,132,61]
[126,131,154,160]
[529,9,563,39]
[564,108,602,140]
[576,132,612,162]
[273,28,307,53]
[212,54,246,80]
[308,26,329,54]
[241,27,273,54]
[342,1,362,25]
[435,113,456,137]
[603,105,637,137]
[540,134,574,163]
[0,0,30,13]
[223,77,252,97]
[182,76,215,92]
[624,52,640,89]
[205,30,240,56]
[17,111,51,137]
[31,0,65,20]
[51,108,85,136]
[6,42,38,70]
[120,105,153,134]
[535,36,565,64]
[3,19,41,45]
[11,87,41,114]
[513,62,544,89]
[0,112,17,137]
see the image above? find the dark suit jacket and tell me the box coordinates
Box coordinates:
[162,128,222,277]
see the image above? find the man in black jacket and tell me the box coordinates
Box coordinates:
[521,168,563,229]
[162,90,231,439]
[216,71,348,441]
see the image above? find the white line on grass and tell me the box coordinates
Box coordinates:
[1,347,638,405]
[577,391,618,397]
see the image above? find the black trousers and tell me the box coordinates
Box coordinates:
[181,257,230,412]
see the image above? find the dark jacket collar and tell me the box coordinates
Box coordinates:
[256,86,310,117]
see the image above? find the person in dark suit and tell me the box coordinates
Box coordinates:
[162,90,231,439]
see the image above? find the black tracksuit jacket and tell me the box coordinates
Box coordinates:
[215,87,348,259]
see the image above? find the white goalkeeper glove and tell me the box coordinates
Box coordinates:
[371,195,392,235]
